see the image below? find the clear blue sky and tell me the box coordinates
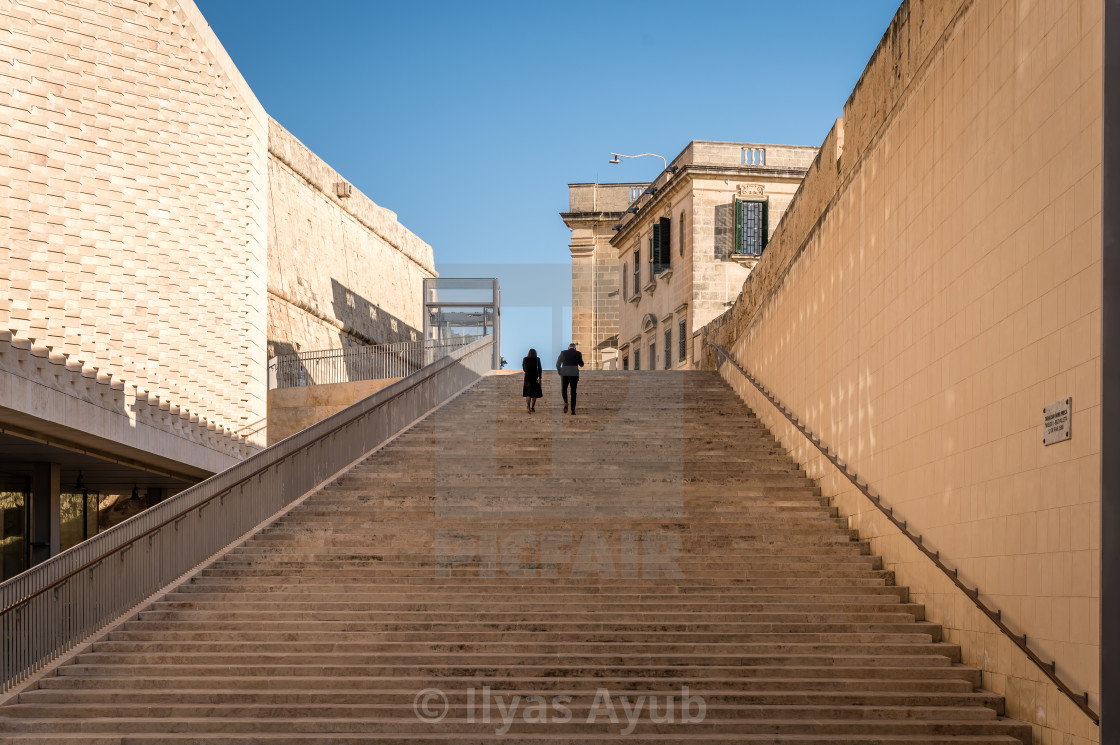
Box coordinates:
[196,0,900,365]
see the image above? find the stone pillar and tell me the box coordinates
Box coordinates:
[30,462,60,565]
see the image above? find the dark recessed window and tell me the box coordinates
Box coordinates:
[678,318,687,362]
[679,211,685,257]
[664,327,671,369]
[651,216,671,274]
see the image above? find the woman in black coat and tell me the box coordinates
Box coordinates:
[522,349,543,412]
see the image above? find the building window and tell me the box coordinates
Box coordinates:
[622,263,627,301]
[664,327,671,369]
[633,347,640,371]
[649,342,656,371]
[622,354,628,370]
[651,216,671,274]
[633,251,640,294]
[678,318,687,363]
[734,199,767,256]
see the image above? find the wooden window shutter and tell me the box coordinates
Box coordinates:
[734,199,744,255]
[761,202,769,251]
[659,217,671,265]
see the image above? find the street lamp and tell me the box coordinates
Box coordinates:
[609,152,668,170]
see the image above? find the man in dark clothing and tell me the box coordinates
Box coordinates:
[556,343,584,414]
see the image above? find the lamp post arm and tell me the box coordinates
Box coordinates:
[610,152,668,170]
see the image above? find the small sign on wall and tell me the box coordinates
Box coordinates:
[1043,397,1072,445]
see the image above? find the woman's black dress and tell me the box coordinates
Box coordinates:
[522,356,543,398]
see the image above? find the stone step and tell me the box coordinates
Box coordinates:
[0,702,999,722]
[34,674,983,693]
[91,637,942,654]
[71,642,963,666]
[105,627,942,643]
[0,716,1032,738]
[0,731,1031,745]
[174,580,896,593]
[13,689,1000,711]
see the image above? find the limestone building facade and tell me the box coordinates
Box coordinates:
[0,0,434,576]
[609,141,816,371]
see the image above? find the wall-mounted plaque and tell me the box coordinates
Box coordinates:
[1043,397,1072,445]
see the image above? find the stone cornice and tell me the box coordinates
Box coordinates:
[560,211,625,228]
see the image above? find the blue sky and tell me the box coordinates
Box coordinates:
[196,0,900,364]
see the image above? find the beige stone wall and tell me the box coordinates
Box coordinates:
[267,377,401,444]
[267,120,436,358]
[703,0,1102,739]
[0,0,269,444]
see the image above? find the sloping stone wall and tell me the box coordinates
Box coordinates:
[266,120,436,358]
[702,0,1102,740]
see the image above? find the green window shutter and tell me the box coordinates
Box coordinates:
[761,202,769,251]
[651,223,661,266]
[734,199,744,255]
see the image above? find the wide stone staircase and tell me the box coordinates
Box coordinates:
[0,371,1030,743]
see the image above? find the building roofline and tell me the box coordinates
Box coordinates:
[567,182,650,188]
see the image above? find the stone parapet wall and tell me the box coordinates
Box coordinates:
[701,0,1102,740]
[266,377,401,445]
[266,120,436,357]
[679,141,819,170]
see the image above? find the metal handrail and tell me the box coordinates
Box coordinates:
[267,335,483,390]
[1,335,496,693]
[708,341,1100,725]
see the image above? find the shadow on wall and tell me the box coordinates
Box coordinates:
[330,278,419,349]
[266,280,423,364]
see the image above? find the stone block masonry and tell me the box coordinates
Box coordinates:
[0,0,438,473]
[0,0,269,448]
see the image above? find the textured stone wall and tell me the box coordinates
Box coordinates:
[266,120,435,359]
[703,0,1102,739]
[0,0,269,442]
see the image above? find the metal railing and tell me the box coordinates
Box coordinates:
[267,335,483,390]
[0,335,496,694]
[708,341,1100,725]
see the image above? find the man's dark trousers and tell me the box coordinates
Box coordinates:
[561,377,578,413]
